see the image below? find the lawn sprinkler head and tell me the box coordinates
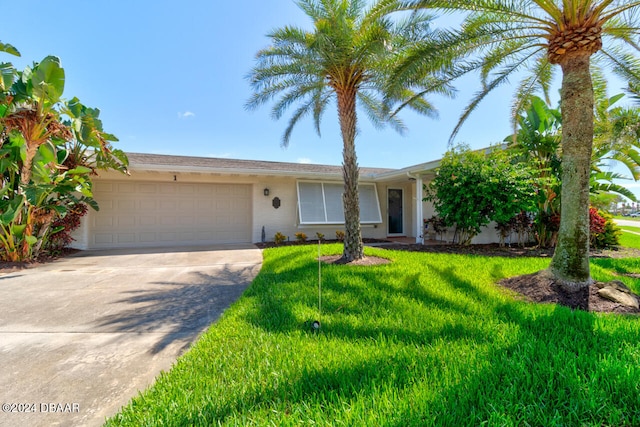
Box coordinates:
[311,320,321,331]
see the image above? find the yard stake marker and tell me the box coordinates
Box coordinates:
[318,240,322,326]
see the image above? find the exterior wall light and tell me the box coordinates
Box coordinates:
[264,188,270,196]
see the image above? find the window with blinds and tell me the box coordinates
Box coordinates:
[296,181,382,224]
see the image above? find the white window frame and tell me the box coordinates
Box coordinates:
[296,181,382,225]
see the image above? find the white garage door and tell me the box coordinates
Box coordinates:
[90,181,252,248]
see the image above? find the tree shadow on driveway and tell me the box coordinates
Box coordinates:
[94,264,257,354]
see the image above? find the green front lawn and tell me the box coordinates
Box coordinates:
[620,228,640,249]
[106,245,640,426]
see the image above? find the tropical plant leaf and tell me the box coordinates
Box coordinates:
[0,62,16,92]
[32,56,65,105]
[0,42,20,57]
[0,197,24,224]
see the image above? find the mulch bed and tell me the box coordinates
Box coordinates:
[0,248,79,273]
[254,238,388,250]
[499,271,640,314]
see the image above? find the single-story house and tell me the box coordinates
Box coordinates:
[72,152,498,250]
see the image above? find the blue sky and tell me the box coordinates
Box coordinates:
[2,0,634,177]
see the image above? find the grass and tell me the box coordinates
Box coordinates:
[619,228,640,249]
[106,244,640,426]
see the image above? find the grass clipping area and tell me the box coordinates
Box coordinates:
[106,244,640,426]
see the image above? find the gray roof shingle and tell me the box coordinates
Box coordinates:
[127,152,396,178]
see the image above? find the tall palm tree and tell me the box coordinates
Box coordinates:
[247,0,449,262]
[395,0,640,289]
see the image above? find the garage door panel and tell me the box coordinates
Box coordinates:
[139,216,156,226]
[139,232,157,242]
[95,182,113,192]
[160,200,177,210]
[159,232,177,242]
[180,185,196,194]
[95,234,113,244]
[198,200,214,210]
[117,234,136,244]
[159,184,176,194]
[118,200,134,210]
[160,217,176,226]
[91,181,252,248]
[139,200,157,210]
[177,216,194,225]
[233,199,251,210]
[118,183,136,193]
[96,217,113,227]
[117,217,135,227]
[179,200,196,210]
[99,200,114,210]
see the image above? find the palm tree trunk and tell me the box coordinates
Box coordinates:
[336,86,364,262]
[550,53,593,290]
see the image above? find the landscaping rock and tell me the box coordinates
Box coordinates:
[597,285,639,309]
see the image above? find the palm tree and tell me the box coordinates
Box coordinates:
[247,0,449,262]
[395,0,640,290]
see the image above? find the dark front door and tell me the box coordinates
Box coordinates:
[388,188,403,235]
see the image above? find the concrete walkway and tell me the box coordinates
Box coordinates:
[615,218,640,231]
[0,245,262,427]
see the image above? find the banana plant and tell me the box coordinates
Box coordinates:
[0,56,127,261]
[0,41,20,57]
[4,56,70,186]
[62,97,128,173]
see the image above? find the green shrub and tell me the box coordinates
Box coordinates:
[426,145,537,245]
[295,232,307,242]
[316,232,325,241]
[335,230,345,241]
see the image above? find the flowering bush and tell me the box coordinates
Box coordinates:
[590,208,620,249]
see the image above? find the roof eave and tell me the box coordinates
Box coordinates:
[129,163,380,180]
[372,159,440,181]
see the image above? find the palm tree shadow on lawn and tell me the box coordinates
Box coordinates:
[322,246,640,315]
[202,257,640,426]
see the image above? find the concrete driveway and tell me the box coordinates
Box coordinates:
[0,244,262,427]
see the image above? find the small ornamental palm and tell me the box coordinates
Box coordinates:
[397,0,640,289]
[247,0,451,262]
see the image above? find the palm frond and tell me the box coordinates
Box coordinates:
[449,46,545,144]
[282,98,317,148]
[591,171,637,201]
[510,52,553,132]
[599,1,640,24]
[599,45,640,87]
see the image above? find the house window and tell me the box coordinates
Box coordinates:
[297,181,382,224]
